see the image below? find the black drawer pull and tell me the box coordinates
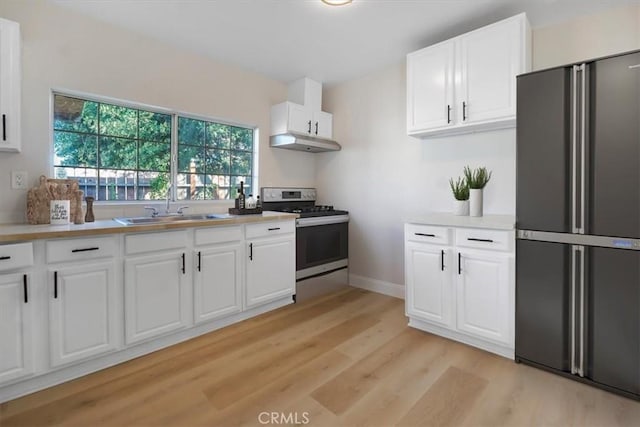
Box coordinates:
[268,227,281,231]
[71,247,100,253]
[441,250,445,271]
[458,253,462,275]
[0,256,11,261]
[2,114,6,141]
[54,271,58,298]
[197,251,202,272]
[181,253,186,274]
[415,233,435,237]
[467,238,494,243]
[23,274,28,304]
[249,243,253,261]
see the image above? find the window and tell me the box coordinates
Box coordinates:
[53,93,256,201]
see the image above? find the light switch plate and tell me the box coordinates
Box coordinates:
[11,171,27,190]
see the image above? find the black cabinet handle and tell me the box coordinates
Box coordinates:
[0,256,10,261]
[458,253,461,275]
[467,238,494,243]
[415,233,435,237]
[441,250,445,271]
[54,271,58,298]
[447,105,451,124]
[181,253,186,274]
[197,251,202,272]
[71,247,100,253]
[307,120,312,134]
[249,243,253,261]
[462,101,467,121]
[268,227,281,231]
[23,274,28,304]
[315,121,319,135]
[2,114,6,141]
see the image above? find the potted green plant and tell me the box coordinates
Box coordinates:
[463,166,492,217]
[449,176,469,216]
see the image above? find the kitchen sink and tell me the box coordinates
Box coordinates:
[113,213,231,225]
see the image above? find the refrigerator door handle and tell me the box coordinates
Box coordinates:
[579,63,587,235]
[578,245,586,377]
[571,65,579,234]
[570,245,578,375]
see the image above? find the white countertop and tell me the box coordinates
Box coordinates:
[406,213,516,230]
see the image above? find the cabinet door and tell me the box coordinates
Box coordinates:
[405,242,453,328]
[456,250,512,345]
[406,41,455,133]
[0,18,21,152]
[0,273,32,384]
[287,103,312,135]
[194,243,242,323]
[49,262,117,367]
[125,251,189,344]
[246,236,295,308]
[313,110,333,139]
[457,17,521,124]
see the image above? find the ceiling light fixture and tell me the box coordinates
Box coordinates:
[321,0,353,6]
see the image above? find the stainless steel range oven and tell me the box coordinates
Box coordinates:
[261,187,349,298]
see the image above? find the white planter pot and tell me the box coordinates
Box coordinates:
[453,199,469,216]
[469,189,483,217]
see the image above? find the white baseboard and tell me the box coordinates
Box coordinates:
[349,274,405,299]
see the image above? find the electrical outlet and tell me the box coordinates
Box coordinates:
[11,171,27,190]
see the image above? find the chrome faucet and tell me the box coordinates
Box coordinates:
[165,186,172,214]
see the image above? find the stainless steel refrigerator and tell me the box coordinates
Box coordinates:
[516,50,640,399]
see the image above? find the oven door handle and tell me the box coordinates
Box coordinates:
[296,215,350,228]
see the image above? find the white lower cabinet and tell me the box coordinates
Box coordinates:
[194,243,242,323]
[456,249,511,345]
[48,262,117,367]
[245,221,295,308]
[405,242,453,328]
[124,250,190,344]
[405,222,515,357]
[0,273,33,384]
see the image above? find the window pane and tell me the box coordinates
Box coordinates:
[178,145,205,173]
[99,104,138,138]
[176,173,212,200]
[53,95,98,133]
[99,169,136,201]
[54,132,97,167]
[138,172,169,200]
[55,167,98,199]
[99,137,136,170]
[207,123,230,149]
[139,111,171,143]
[231,151,251,176]
[179,117,205,146]
[231,127,253,151]
[205,148,230,175]
[139,141,171,172]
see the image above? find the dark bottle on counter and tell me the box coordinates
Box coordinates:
[238,181,246,209]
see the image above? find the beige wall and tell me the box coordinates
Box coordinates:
[321,4,640,289]
[0,0,316,223]
[533,4,640,70]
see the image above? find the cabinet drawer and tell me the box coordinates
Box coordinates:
[405,224,451,245]
[125,230,187,255]
[46,236,117,264]
[455,228,513,252]
[246,221,295,239]
[195,225,243,246]
[0,242,33,272]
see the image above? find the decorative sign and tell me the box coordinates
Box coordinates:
[50,200,70,225]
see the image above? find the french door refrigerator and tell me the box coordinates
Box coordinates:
[516,50,640,399]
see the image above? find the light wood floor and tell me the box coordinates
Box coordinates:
[1,287,639,427]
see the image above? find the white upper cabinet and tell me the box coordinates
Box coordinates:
[271,77,333,140]
[0,17,21,152]
[407,13,531,138]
